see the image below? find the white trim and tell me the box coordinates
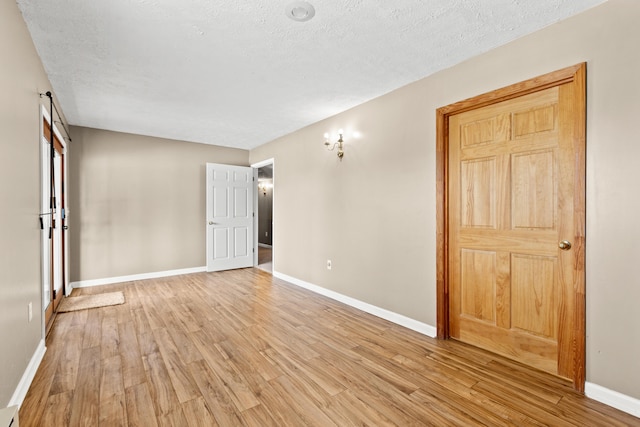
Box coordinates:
[251,158,275,169]
[39,106,48,339]
[253,167,259,267]
[251,158,275,272]
[69,266,206,289]
[585,382,640,418]
[273,271,437,338]
[258,243,272,248]
[9,339,46,408]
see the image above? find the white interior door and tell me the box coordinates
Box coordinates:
[206,163,256,272]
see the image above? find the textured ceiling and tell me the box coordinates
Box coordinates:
[18,0,605,149]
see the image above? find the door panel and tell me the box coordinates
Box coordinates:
[460,157,497,228]
[448,83,580,379]
[206,163,255,272]
[510,253,557,338]
[511,150,556,229]
[213,228,229,259]
[460,249,496,323]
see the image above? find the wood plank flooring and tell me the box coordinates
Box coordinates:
[20,269,640,426]
[257,246,272,273]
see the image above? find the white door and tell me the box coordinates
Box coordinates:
[206,163,256,272]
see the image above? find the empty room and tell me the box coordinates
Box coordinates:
[1,0,640,425]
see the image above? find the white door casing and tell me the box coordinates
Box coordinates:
[40,136,52,311]
[206,163,256,272]
[251,158,274,270]
[52,151,63,296]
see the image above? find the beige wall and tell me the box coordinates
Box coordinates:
[68,127,249,282]
[251,0,640,399]
[0,0,65,406]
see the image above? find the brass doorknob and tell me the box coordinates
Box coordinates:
[559,240,572,250]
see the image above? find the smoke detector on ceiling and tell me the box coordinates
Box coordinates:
[285,1,315,22]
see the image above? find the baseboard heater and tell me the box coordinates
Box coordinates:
[0,406,18,427]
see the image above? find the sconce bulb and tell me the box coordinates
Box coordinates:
[324,133,329,139]
[338,129,344,135]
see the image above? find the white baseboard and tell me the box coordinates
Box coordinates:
[273,271,437,338]
[586,382,640,418]
[258,243,272,248]
[69,266,206,289]
[9,339,46,408]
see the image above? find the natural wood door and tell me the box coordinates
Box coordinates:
[442,65,585,384]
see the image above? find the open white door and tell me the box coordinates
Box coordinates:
[206,163,256,272]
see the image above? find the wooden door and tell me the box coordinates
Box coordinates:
[206,163,256,272]
[437,64,586,389]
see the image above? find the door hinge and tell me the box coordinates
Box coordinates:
[53,289,57,299]
[253,212,255,217]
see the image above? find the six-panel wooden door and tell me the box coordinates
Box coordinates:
[447,75,584,380]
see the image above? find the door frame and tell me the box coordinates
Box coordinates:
[251,158,275,271]
[435,63,586,391]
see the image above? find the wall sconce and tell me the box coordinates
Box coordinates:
[258,180,272,196]
[324,130,344,159]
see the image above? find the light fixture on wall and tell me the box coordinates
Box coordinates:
[324,129,345,159]
[258,180,272,196]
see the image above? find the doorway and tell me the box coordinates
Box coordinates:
[436,64,586,391]
[41,108,67,332]
[253,159,274,273]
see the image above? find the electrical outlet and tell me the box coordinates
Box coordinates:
[28,302,33,322]
[326,259,332,270]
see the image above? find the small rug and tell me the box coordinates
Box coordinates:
[57,291,125,313]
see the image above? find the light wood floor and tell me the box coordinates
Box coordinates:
[20,269,639,426]
[257,246,272,273]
